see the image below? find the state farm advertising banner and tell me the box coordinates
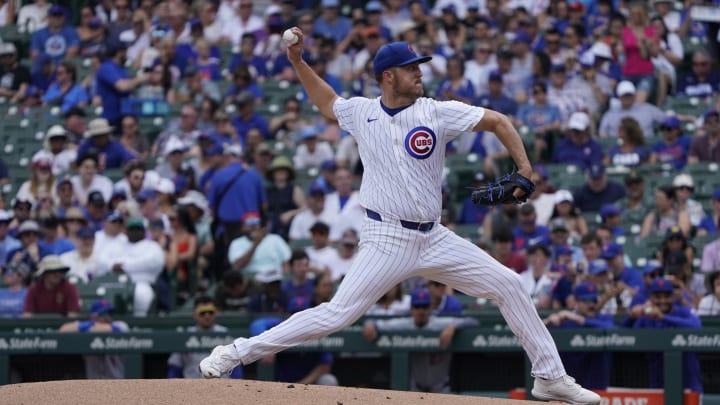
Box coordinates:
[509,388,701,404]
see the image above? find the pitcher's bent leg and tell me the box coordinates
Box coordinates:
[420,228,566,380]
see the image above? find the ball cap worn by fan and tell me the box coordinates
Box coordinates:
[373,42,432,77]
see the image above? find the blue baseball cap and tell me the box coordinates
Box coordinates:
[513,30,532,44]
[573,282,598,301]
[662,116,682,129]
[588,164,605,179]
[173,175,188,194]
[410,289,431,306]
[600,242,623,259]
[136,189,157,202]
[90,299,113,316]
[588,259,609,275]
[373,42,432,77]
[106,211,123,222]
[554,244,573,256]
[488,69,503,81]
[365,0,382,12]
[49,4,64,16]
[300,126,319,140]
[599,204,622,219]
[76,227,95,239]
[321,159,337,171]
[650,277,674,294]
[287,296,311,313]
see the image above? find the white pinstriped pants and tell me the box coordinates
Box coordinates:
[233,217,566,379]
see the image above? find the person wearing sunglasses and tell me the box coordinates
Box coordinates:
[168,296,242,379]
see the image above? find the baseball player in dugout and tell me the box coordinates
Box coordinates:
[200,27,601,404]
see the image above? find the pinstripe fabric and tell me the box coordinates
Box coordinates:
[232,96,566,380]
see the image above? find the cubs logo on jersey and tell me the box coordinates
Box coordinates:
[404,126,436,160]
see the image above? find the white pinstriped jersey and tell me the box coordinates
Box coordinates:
[333,97,485,222]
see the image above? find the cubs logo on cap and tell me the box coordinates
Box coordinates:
[404,126,436,159]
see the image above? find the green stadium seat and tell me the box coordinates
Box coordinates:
[77,273,135,315]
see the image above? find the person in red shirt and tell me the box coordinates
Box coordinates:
[22,255,80,317]
[491,228,528,273]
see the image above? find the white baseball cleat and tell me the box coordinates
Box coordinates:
[531,375,601,404]
[199,344,243,378]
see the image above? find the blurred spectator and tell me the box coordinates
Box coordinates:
[289,186,335,242]
[573,164,626,213]
[621,2,658,104]
[8,220,49,282]
[544,282,614,390]
[63,107,88,143]
[118,115,150,159]
[282,250,315,302]
[55,179,80,218]
[599,204,623,236]
[17,0,51,33]
[30,4,79,64]
[550,190,588,242]
[247,267,289,313]
[304,222,338,275]
[9,199,33,237]
[665,249,704,307]
[269,97,305,145]
[96,41,149,128]
[220,0,264,46]
[96,217,165,317]
[114,161,150,202]
[152,104,201,157]
[16,151,56,205]
[38,215,74,255]
[676,49,719,98]
[632,277,703,392]
[84,191,108,231]
[326,168,364,241]
[520,242,554,309]
[41,126,76,176]
[586,258,632,315]
[30,55,54,92]
[168,296,242,378]
[0,43,30,104]
[366,283,411,315]
[319,36,352,83]
[464,41,497,97]
[598,81,665,138]
[325,229,357,282]
[228,212,291,279]
[617,171,652,226]
[650,116,692,170]
[313,0,351,44]
[672,174,705,227]
[22,254,80,317]
[578,49,614,111]
[224,63,263,105]
[293,126,335,170]
[300,55,342,104]
[688,110,720,164]
[215,270,250,312]
[363,288,478,393]
[199,1,224,45]
[425,280,462,315]
[107,0,132,41]
[458,173,490,225]
[155,137,196,184]
[60,227,98,283]
[435,55,474,103]
[168,207,198,305]
[232,91,270,146]
[552,112,603,170]
[0,210,20,268]
[697,271,720,316]
[124,9,152,65]
[93,212,127,254]
[78,119,137,170]
[0,261,27,318]
[229,34,268,82]
[603,117,651,168]
[78,16,108,58]
[59,299,129,379]
[482,203,520,243]
[650,16,683,107]
[547,64,590,124]
[490,228,527,274]
[135,63,176,104]
[476,69,518,117]
[512,204,550,253]
[176,65,221,106]
[414,36,447,86]
[697,189,720,237]
[640,186,691,239]
[266,156,306,241]
[515,81,561,162]
[602,242,644,292]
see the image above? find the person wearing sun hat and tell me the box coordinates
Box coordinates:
[22,254,80,317]
[43,124,77,175]
[77,118,138,170]
[266,155,305,240]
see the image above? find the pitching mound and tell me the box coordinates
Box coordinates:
[0,379,542,404]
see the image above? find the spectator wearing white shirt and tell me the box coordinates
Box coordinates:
[43,125,77,176]
[94,211,128,254]
[219,0,264,46]
[71,154,114,205]
[325,168,364,241]
[519,243,554,310]
[289,186,336,242]
[17,0,51,33]
[96,217,165,317]
[697,271,720,316]
[61,227,101,283]
[293,126,334,170]
[305,222,339,275]
[325,229,358,282]
[464,41,497,96]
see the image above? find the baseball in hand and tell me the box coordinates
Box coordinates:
[283,29,299,45]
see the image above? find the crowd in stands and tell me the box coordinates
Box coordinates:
[0,0,719,391]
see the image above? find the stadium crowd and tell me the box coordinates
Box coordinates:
[0,0,719,391]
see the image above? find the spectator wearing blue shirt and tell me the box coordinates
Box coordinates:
[552,112,604,171]
[650,116,692,170]
[30,5,79,66]
[41,61,89,114]
[229,34,268,80]
[231,91,270,147]
[632,277,703,392]
[313,0,352,45]
[515,82,562,161]
[459,173,490,225]
[77,118,137,170]
[30,55,56,92]
[7,220,53,283]
[676,50,720,98]
[544,282,614,390]
[426,280,463,315]
[96,41,149,127]
[435,55,475,103]
[697,188,720,236]
[224,63,264,105]
[299,55,342,104]
[282,250,315,302]
[572,164,626,213]
[38,216,75,256]
[601,242,643,291]
[0,210,21,268]
[604,117,651,168]
[512,204,550,253]
[475,70,518,117]
[598,204,624,236]
[0,264,28,318]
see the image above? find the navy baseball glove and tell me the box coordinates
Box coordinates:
[471,172,535,206]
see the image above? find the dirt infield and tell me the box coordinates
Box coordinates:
[0,379,545,405]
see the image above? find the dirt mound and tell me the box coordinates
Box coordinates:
[0,379,541,405]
